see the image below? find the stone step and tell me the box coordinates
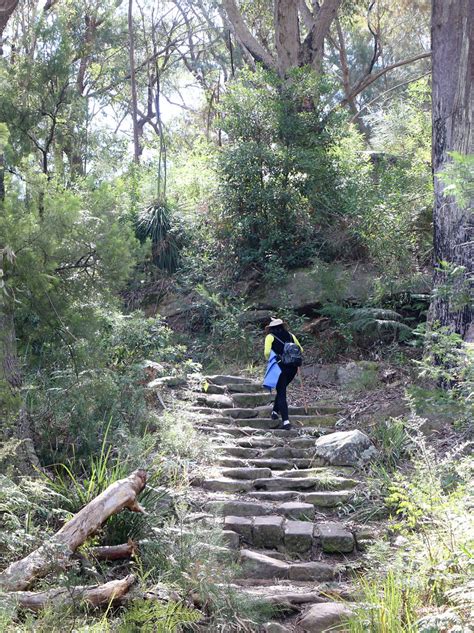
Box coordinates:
[223,516,356,554]
[253,475,359,492]
[302,490,354,508]
[227,383,267,394]
[218,457,328,471]
[206,500,272,517]
[205,375,253,386]
[231,393,272,407]
[278,467,357,479]
[255,404,343,416]
[212,415,337,429]
[227,437,317,450]
[196,425,321,438]
[220,467,272,480]
[193,407,259,419]
[239,549,337,581]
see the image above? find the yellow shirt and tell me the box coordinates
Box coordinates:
[264,333,303,360]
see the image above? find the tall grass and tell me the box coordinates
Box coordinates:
[346,570,421,633]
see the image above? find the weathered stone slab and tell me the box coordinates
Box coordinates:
[232,393,271,407]
[235,437,284,448]
[248,491,300,502]
[232,418,281,429]
[289,561,335,581]
[248,458,293,470]
[317,522,355,553]
[200,478,253,493]
[284,520,314,554]
[217,457,246,468]
[227,383,266,394]
[197,394,234,409]
[254,476,355,492]
[221,408,258,419]
[314,430,378,466]
[291,438,317,449]
[278,502,315,521]
[206,500,270,517]
[222,530,240,549]
[303,491,354,507]
[206,375,252,386]
[240,549,289,579]
[253,515,285,549]
[298,602,354,631]
[224,516,252,541]
[261,446,294,459]
[219,446,260,458]
[221,467,271,480]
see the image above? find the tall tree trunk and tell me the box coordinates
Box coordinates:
[274,0,300,76]
[430,0,473,338]
[128,0,140,163]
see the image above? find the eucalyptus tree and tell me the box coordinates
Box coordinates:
[429,0,473,339]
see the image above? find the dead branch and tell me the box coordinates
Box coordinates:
[5,574,136,610]
[89,542,138,561]
[0,469,147,592]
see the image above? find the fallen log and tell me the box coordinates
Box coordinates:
[0,469,147,592]
[5,574,136,611]
[89,541,137,561]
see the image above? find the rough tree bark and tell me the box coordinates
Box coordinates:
[0,469,147,591]
[430,0,473,338]
[0,0,18,38]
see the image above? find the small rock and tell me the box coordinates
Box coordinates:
[354,526,378,551]
[317,522,354,554]
[298,602,354,631]
[263,623,292,633]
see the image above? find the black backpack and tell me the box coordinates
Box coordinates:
[273,334,303,367]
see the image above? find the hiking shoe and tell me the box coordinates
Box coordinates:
[281,420,292,430]
[271,411,279,420]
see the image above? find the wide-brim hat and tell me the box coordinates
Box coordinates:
[269,317,284,327]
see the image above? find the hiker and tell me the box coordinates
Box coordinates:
[264,317,303,430]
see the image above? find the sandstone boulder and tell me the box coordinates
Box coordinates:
[314,430,378,467]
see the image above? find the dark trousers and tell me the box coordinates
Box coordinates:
[273,365,298,421]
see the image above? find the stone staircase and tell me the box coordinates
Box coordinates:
[189,373,369,632]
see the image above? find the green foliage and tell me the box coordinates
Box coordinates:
[117,600,201,632]
[345,569,422,633]
[320,304,413,347]
[412,324,474,424]
[372,418,413,470]
[215,66,367,269]
[355,79,433,276]
[136,202,181,273]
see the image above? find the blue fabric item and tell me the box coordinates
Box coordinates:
[263,350,281,390]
